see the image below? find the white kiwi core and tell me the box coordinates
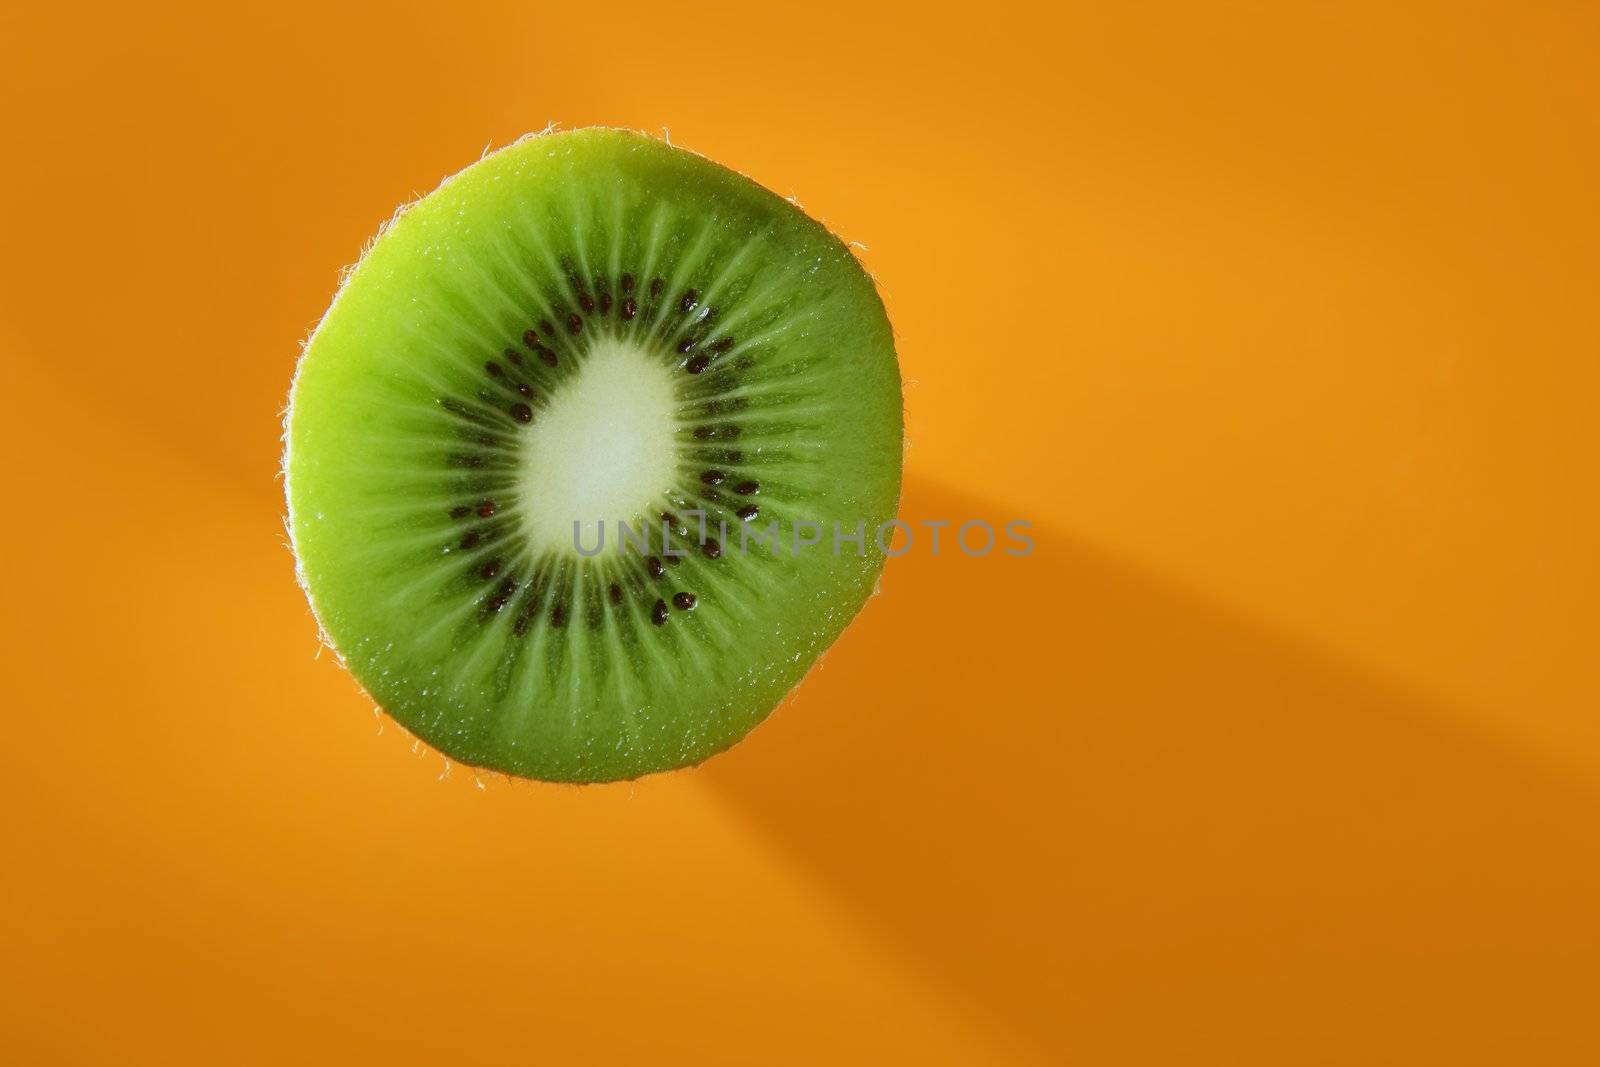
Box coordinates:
[515,335,680,555]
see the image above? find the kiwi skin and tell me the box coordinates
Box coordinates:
[285,128,902,783]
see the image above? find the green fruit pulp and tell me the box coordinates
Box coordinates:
[285,129,902,782]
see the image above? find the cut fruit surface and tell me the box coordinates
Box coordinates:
[285,129,902,782]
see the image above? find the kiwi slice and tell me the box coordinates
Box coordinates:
[285,129,902,783]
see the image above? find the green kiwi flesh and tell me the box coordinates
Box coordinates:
[285,129,902,782]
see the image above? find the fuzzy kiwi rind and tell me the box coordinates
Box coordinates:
[285,128,902,783]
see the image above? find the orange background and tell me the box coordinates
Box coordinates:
[3,2,1598,1063]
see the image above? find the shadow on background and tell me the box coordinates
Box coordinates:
[706,478,1600,1065]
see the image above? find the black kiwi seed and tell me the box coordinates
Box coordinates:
[551,602,568,628]
[737,504,759,521]
[680,289,699,312]
[621,273,635,292]
[537,346,558,367]
[485,361,505,378]
[460,531,483,550]
[712,337,735,353]
[700,469,726,486]
[702,538,723,559]
[734,480,760,495]
[579,293,595,312]
[522,329,540,348]
[620,298,637,321]
[504,348,524,366]
[672,592,697,611]
[517,383,535,398]
[485,579,516,614]
[693,425,716,440]
[677,337,697,353]
[599,291,612,315]
[650,278,665,298]
[607,582,623,605]
[651,599,669,626]
[666,552,683,567]
[566,313,583,334]
[647,556,664,579]
[539,319,555,335]
[511,403,533,423]
[480,558,502,579]
[477,501,497,517]
[685,354,710,374]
